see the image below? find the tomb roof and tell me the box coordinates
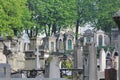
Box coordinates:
[97,29,104,33]
[83,29,93,36]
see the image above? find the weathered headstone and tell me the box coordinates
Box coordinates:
[88,43,97,80]
[100,48,106,72]
[49,55,60,78]
[74,45,83,80]
[106,50,111,69]
[112,50,119,70]
[74,45,83,69]
[0,63,11,79]
[83,46,89,80]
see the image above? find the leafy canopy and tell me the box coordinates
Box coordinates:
[0,0,33,37]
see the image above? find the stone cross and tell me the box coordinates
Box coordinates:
[35,48,41,70]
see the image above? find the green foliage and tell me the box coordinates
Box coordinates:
[27,0,77,36]
[1,0,120,38]
[46,56,53,62]
[87,0,120,32]
[61,60,73,69]
[64,50,74,54]
[0,0,33,36]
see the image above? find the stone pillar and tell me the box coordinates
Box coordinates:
[100,48,106,71]
[113,10,120,80]
[118,35,120,80]
[88,43,97,80]
[74,45,83,69]
[49,55,60,78]
[35,48,41,70]
[83,46,89,80]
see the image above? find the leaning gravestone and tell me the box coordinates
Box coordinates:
[0,63,11,79]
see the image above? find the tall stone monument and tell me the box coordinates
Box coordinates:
[83,46,89,80]
[113,10,120,80]
[74,45,83,69]
[100,48,106,72]
[88,42,97,80]
[106,49,112,69]
[83,29,97,80]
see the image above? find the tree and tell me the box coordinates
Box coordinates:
[87,0,120,31]
[74,0,120,43]
[85,0,120,43]
[27,0,77,37]
[75,0,93,41]
[0,0,33,37]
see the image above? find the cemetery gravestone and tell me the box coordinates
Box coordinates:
[83,46,89,80]
[100,48,106,72]
[0,63,11,79]
[49,55,60,78]
[88,43,97,80]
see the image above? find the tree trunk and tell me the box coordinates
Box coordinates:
[52,24,56,35]
[48,24,51,36]
[75,20,79,44]
[44,26,48,36]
